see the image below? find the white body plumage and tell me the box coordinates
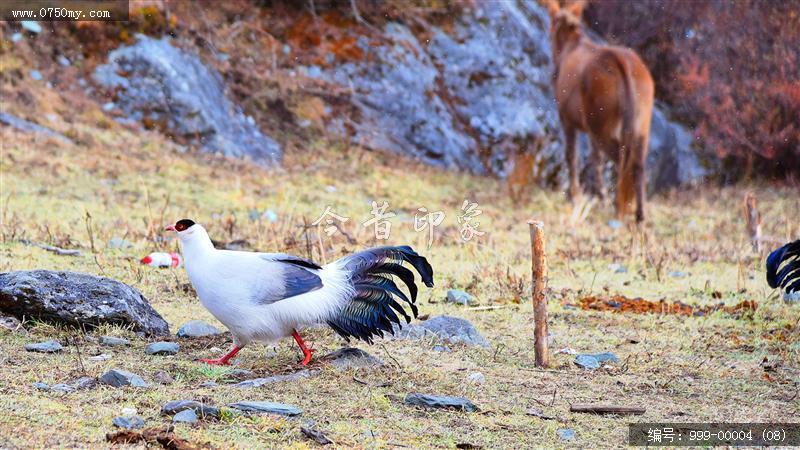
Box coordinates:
[178,224,353,346]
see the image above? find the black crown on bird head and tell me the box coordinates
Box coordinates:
[174,219,196,231]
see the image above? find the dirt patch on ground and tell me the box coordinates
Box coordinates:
[579,294,758,317]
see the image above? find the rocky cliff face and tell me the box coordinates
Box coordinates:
[316,0,705,190]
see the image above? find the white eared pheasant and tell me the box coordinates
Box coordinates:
[166,219,434,365]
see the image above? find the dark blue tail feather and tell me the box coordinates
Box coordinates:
[766,240,800,292]
[328,246,434,343]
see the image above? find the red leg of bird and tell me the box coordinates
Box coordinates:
[198,346,241,366]
[292,329,314,365]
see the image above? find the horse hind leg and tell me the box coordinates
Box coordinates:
[633,136,647,223]
[588,135,608,202]
[563,126,580,202]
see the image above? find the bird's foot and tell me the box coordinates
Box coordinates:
[197,357,231,366]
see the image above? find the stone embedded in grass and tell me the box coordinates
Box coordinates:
[557,428,576,441]
[112,416,145,430]
[0,270,169,336]
[172,409,198,424]
[50,383,76,393]
[574,352,620,370]
[25,340,62,353]
[446,289,478,306]
[228,369,255,380]
[227,401,302,417]
[466,372,486,385]
[100,336,130,347]
[176,320,221,338]
[669,270,688,278]
[0,315,24,333]
[32,382,50,390]
[432,345,452,353]
[100,369,149,388]
[322,347,384,370]
[88,353,111,361]
[232,369,315,388]
[153,370,174,385]
[161,400,221,419]
[72,377,98,390]
[419,315,490,348]
[145,342,180,355]
[404,394,478,412]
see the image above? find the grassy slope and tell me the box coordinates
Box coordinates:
[1,117,798,449]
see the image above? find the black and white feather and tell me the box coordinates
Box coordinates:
[766,239,800,294]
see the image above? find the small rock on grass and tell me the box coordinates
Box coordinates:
[145,342,179,355]
[112,416,145,430]
[404,394,478,412]
[446,289,478,306]
[232,369,315,388]
[322,347,384,370]
[100,336,130,347]
[0,315,24,332]
[301,426,333,445]
[153,370,174,385]
[557,428,576,441]
[176,320,221,338]
[227,401,302,417]
[88,353,112,361]
[161,400,221,419]
[50,383,76,393]
[466,372,485,385]
[172,409,198,424]
[25,340,62,353]
[100,369,148,388]
[575,352,620,370]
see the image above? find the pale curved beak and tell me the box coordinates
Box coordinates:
[165,225,176,232]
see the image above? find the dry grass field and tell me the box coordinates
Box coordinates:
[1,113,798,449]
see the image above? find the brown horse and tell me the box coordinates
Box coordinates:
[546,0,654,222]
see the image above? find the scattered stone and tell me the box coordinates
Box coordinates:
[669,271,688,278]
[0,315,24,332]
[198,380,217,388]
[0,270,170,336]
[432,345,452,353]
[100,369,148,388]
[112,416,145,430]
[228,369,255,380]
[0,113,74,145]
[607,220,623,230]
[161,400,221,419]
[32,382,50,390]
[89,353,112,361]
[25,340,62,353]
[121,407,137,416]
[784,291,800,304]
[233,369,315,388]
[57,55,71,67]
[145,342,179,355]
[21,21,42,33]
[322,347,384,370]
[227,401,302,417]
[172,409,198,424]
[29,70,43,81]
[50,383,76,393]
[73,377,98,390]
[608,263,628,274]
[446,289,478,306]
[11,33,22,43]
[419,315,490,348]
[466,372,486,385]
[153,370,174,385]
[176,320,221,338]
[100,336,130,347]
[404,394,478,412]
[93,35,282,166]
[301,426,333,445]
[107,237,132,249]
[557,428,576,441]
[575,352,620,370]
[525,408,557,420]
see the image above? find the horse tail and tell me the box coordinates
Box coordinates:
[610,52,638,218]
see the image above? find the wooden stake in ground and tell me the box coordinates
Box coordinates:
[528,220,549,368]
[743,192,761,253]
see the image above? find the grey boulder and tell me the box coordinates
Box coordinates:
[112,416,145,429]
[161,400,220,419]
[0,270,169,336]
[395,315,490,348]
[93,35,281,166]
[321,347,384,370]
[145,341,180,355]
